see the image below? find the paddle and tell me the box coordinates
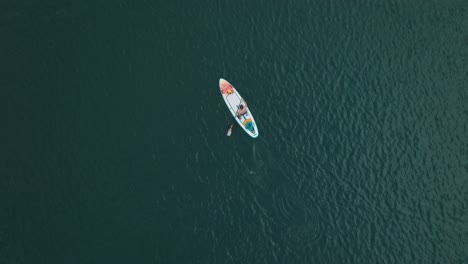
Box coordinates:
[226,124,234,136]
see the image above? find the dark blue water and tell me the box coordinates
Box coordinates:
[2,0,467,263]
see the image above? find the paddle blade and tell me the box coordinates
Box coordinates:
[226,124,233,136]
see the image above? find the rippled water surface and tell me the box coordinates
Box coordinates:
[2,0,467,263]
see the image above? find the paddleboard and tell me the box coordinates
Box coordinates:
[219,78,259,138]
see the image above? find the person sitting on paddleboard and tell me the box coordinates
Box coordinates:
[236,101,248,118]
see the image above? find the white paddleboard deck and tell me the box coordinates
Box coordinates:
[219,78,259,138]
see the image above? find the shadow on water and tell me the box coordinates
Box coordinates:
[243,142,282,191]
[244,142,324,250]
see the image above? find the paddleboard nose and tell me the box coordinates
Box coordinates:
[219,78,226,86]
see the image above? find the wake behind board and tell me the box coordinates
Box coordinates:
[219,78,259,138]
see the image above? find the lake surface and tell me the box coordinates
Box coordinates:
[2,0,467,263]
